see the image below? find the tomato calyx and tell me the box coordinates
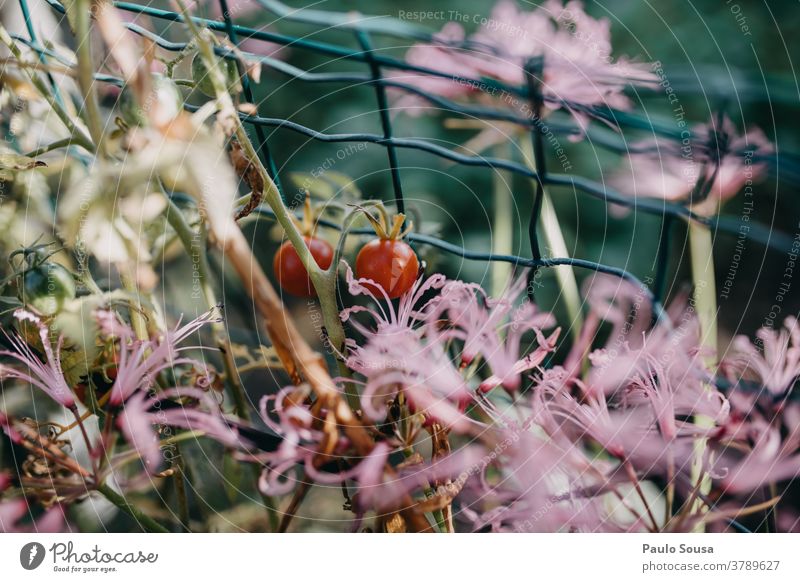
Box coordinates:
[353,206,421,299]
[273,192,334,297]
[353,204,413,242]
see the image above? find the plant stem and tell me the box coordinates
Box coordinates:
[688,221,718,530]
[118,268,150,342]
[74,0,106,156]
[97,482,170,533]
[160,188,251,415]
[521,139,583,339]
[491,143,513,297]
[180,3,347,358]
[178,8,430,531]
[25,138,75,158]
[172,449,191,531]
[160,191,280,531]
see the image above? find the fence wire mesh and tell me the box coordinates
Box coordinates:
[9,0,798,326]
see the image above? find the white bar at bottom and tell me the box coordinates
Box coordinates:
[1,533,797,581]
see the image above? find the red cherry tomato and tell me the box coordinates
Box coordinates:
[105,349,120,381]
[74,382,88,406]
[273,236,333,297]
[355,239,419,299]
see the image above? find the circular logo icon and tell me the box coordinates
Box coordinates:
[20,542,46,570]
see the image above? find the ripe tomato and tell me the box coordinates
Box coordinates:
[273,236,333,297]
[103,348,120,382]
[355,239,419,299]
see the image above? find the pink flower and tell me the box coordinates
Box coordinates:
[346,330,473,432]
[342,267,557,427]
[340,262,446,339]
[614,117,772,212]
[711,419,800,494]
[108,309,220,406]
[0,310,76,409]
[303,440,485,514]
[393,23,477,114]
[0,466,66,533]
[722,316,800,397]
[396,1,656,122]
[582,280,705,398]
[250,389,470,514]
[255,386,342,496]
[341,265,472,430]
[460,423,634,532]
[532,358,724,481]
[117,387,246,475]
[95,308,135,341]
[0,499,67,533]
[430,273,557,391]
[117,391,162,473]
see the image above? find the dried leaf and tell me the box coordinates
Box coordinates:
[383,512,407,533]
[237,102,258,116]
[95,3,143,83]
[0,153,46,181]
[231,140,264,221]
[244,59,261,84]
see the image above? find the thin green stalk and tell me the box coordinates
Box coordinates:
[74,0,106,156]
[172,448,191,531]
[25,138,75,158]
[119,269,150,342]
[521,139,583,339]
[688,221,717,530]
[97,482,169,533]
[401,447,445,533]
[491,143,513,297]
[161,190,280,531]
[161,190,249,419]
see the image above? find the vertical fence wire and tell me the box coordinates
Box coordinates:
[356,30,405,215]
[217,0,286,203]
[524,56,547,298]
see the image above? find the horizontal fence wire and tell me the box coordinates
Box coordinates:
[11,0,800,327]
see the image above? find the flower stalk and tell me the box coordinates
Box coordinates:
[688,220,718,530]
[97,482,170,533]
[74,0,106,157]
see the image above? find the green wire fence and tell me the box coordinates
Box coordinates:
[10,0,800,326]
